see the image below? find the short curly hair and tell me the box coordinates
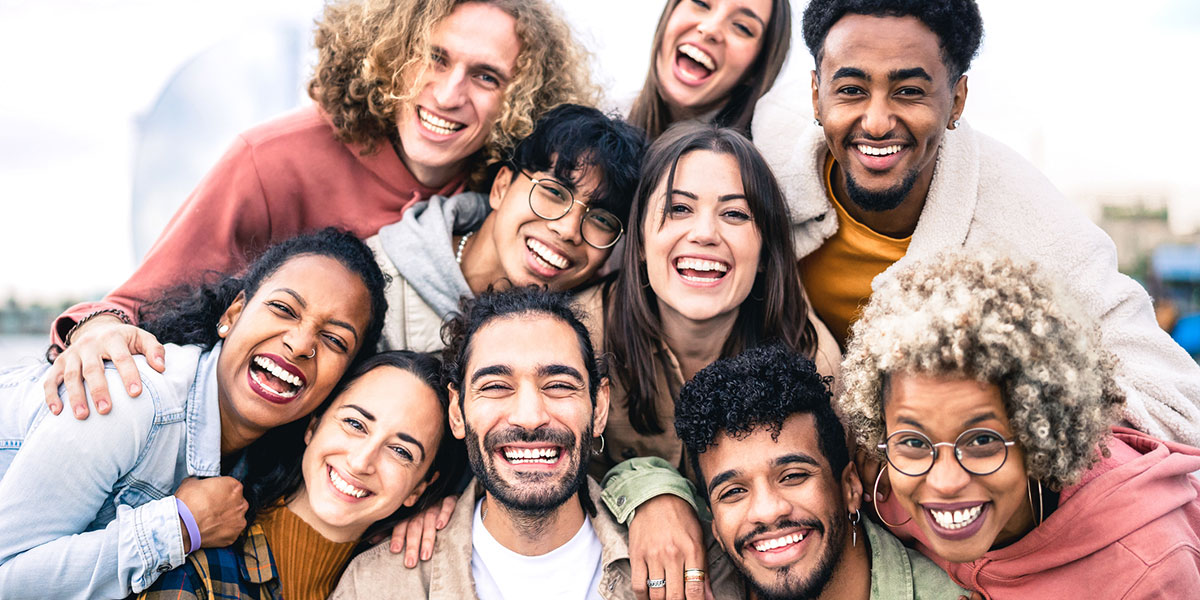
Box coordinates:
[308,0,597,184]
[838,252,1125,491]
[801,0,984,80]
[675,344,845,497]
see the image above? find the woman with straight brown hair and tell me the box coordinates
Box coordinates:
[627,0,792,140]
[575,122,841,599]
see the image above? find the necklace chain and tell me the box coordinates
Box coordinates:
[455,230,475,265]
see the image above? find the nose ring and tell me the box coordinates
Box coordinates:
[305,348,316,359]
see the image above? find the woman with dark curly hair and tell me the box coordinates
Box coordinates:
[45,0,596,423]
[137,351,466,600]
[839,251,1200,598]
[628,0,791,140]
[0,229,386,599]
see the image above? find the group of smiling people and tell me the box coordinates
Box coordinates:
[2,0,1200,598]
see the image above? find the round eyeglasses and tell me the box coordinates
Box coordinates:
[523,171,624,249]
[878,428,1017,477]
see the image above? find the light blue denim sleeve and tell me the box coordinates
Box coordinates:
[0,368,185,599]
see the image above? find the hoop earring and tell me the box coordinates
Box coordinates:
[849,509,861,547]
[872,465,911,527]
[1027,479,1044,526]
[592,434,605,456]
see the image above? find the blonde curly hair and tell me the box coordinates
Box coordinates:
[838,252,1125,491]
[308,0,598,184]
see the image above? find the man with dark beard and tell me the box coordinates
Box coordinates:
[751,0,1200,447]
[332,287,637,599]
[675,344,968,600]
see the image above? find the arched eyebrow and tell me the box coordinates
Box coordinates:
[735,6,766,27]
[342,403,427,461]
[670,189,747,202]
[538,364,584,383]
[271,287,359,343]
[470,364,512,385]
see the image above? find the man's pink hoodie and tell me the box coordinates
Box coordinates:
[911,427,1200,599]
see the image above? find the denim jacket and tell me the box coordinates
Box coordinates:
[0,343,223,599]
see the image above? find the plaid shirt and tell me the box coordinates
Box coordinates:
[135,523,282,600]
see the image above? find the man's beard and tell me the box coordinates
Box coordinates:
[734,515,846,600]
[844,166,921,213]
[465,421,592,515]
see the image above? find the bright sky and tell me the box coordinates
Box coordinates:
[2,0,1198,301]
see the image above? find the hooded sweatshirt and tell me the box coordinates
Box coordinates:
[366,191,490,352]
[921,427,1200,599]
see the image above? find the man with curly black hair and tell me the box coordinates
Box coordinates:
[676,344,968,600]
[750,0,1200,447]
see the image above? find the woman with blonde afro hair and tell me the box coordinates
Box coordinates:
[839,250,1200,598]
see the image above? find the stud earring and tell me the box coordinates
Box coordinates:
[813,118,822,127]
[217,324,229,336]
[951,119,961,129]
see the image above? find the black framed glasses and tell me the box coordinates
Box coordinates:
[878,428,1017,477]
[522,171,623,249]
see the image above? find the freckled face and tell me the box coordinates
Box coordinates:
[656,0,773,117]
[292,366,445,540]
[884,373,1033,563]
[216,255,372,444]
[643,150,762,326]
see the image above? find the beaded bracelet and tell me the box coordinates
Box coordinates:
[63,308,132,348]
[175,497,201,554]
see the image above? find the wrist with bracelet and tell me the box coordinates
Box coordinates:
[175,497,201,554]
[64,308,132,348]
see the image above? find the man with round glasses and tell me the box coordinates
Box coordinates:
[367,103,647,352]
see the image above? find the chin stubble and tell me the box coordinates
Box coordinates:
[843,167,921,213]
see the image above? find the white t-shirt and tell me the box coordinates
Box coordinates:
[470,499,604,600]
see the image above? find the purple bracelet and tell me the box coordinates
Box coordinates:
[175,497,201,554]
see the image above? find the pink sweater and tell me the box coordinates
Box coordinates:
[883,428,1200,599]
[52,104,464,348]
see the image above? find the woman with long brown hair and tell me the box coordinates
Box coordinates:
[627,0,791,140]
[576,122,841,599]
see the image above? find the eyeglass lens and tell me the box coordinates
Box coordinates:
[885,428,1010,476]
[528,178,622,248]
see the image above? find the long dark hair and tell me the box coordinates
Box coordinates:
[606,122,817,434]
[241,351,467,549]
[138,227,389,357]
[628,0,792,140]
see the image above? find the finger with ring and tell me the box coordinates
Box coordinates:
[647,578,667,589]
[684,568,706,582]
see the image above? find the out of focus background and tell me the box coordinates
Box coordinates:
[3,0,1199,363]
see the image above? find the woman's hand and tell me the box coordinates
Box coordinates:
[175,476,248,550]
[43,315,165,418]
[389,495,456,567]
[628,494,710,600]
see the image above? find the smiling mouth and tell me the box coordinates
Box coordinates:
[417,106,465,136]
[856,144,904,157]
[328,465,371,499]
[501,446,561,465]
[675,43,715,82]
[249,355,304,399]
[675,256,729,283]
[527,238,571,271]
[928,504,984,530]
[752,531,808,553]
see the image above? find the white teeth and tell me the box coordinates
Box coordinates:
[253,356,302,388]
[678,43,716,71]
[753,532,806,552]
[329,467,369,498]
[675,257,728,273]
[417,107,464,135]
[503,447,560,464]
[527,239,569,270]
[857,144,903,157]
[929,505,983,530]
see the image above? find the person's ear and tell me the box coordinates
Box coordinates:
[402,471,438,507]
[489,165,515,211]
[448,385,467,440]
[217,291,247,336]
[303,414,320,445]
[591,377,611,439]
[948,75,969,129]
[842,460,865,514]
[810,69,821,124]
